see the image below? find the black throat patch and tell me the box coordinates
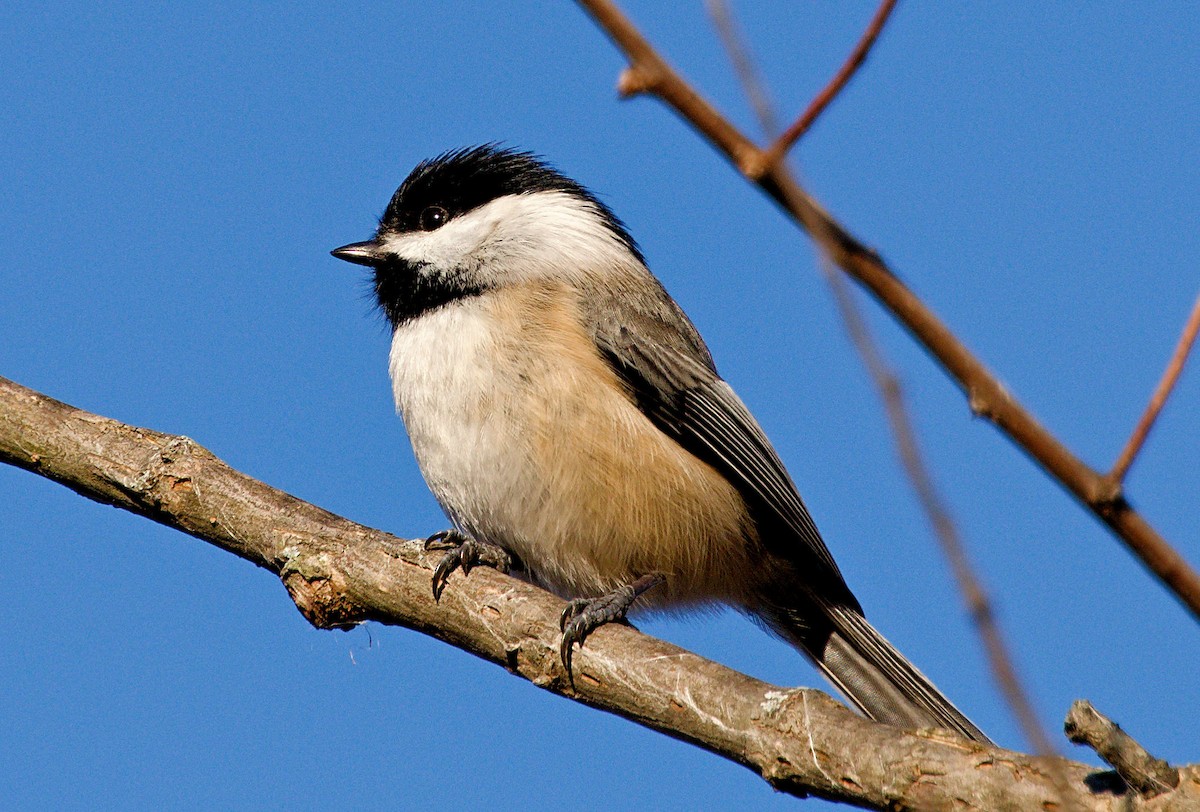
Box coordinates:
[373,256,486,327]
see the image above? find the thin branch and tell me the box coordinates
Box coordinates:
[1108,292,1200,484]
[760,0,899,168]
[708,0,1055,758]
[705,0,779,137]
[823,266,1056,758]
[1065,700,1179,798]
[1,374,1162,810]
[574,0,1200,622]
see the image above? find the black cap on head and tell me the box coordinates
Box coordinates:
[375,145,643,262]
[330,146,647,326]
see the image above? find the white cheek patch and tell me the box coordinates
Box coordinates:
[481,192,635,281]
[376,191,639,287]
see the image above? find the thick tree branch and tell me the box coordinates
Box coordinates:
[573,0,1200,622]
[6,375,1198,809]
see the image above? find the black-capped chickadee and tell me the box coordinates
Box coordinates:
[332,145,989,743]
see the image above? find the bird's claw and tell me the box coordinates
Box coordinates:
[559,588,634,686]
[559,574,665,686]
[559,598,592,632]
[425,530,511,601]
[424,529,463,551]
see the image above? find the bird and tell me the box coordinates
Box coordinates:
[331,145,990,744]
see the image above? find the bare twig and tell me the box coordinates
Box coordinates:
[1065,700,1179,798]
[2,374,1167,810]
[759,0,899,169]
[708,0,1054,758]
[705,0,779,137]
[1108,292,1200,484]
[823,266,1056,757]
[574,0,1200,622]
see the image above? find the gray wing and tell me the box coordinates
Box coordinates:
[583,279,993,744]
[582,282,857,607]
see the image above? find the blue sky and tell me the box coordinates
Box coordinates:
[2,3,1197,810]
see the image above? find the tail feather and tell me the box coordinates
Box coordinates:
[773,602,991,744]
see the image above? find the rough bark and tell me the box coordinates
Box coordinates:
[2,375,1196,810]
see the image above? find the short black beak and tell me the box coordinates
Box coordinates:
[331,241,382,267]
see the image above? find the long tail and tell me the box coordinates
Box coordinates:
[771,601,991,744]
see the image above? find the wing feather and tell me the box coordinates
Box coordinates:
[585,287,854,603]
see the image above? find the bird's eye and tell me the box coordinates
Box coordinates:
[419,205,449,232]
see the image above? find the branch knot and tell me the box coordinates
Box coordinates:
[280,549,364,631]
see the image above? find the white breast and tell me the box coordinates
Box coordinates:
[388,296,516,529]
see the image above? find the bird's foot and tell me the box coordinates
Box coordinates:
[424,529,512,601]
[559,573,665,684]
